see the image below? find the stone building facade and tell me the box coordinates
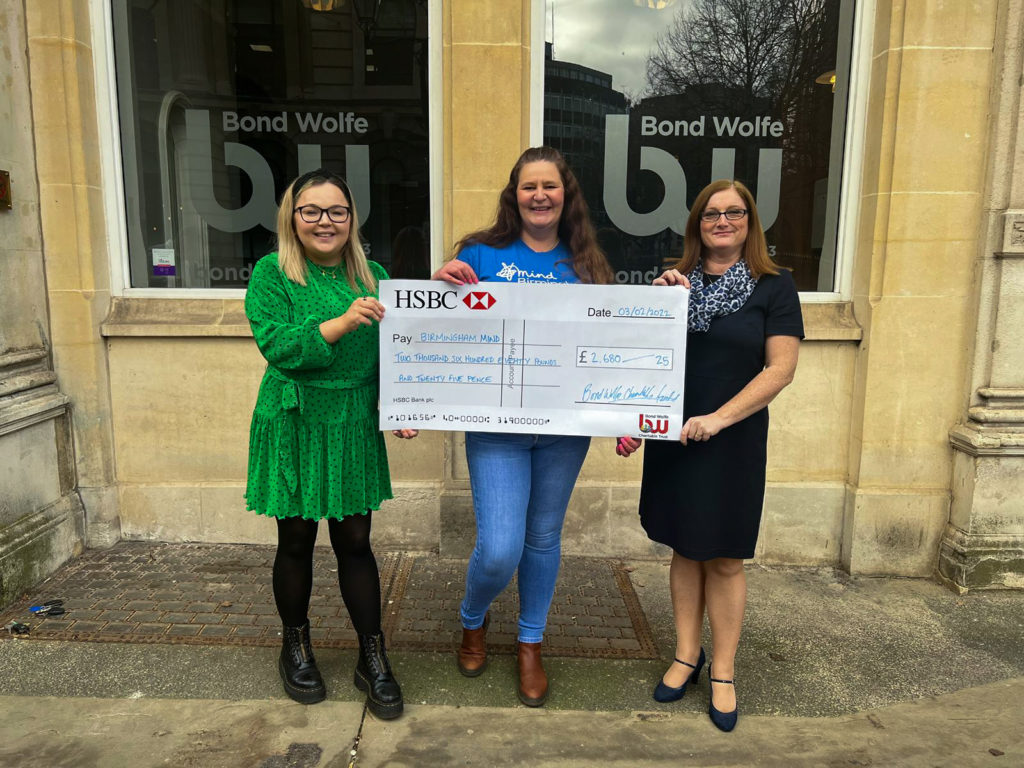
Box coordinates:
[1,0,1022,607]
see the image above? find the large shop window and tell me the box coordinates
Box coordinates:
[113,0,430,289]
[544,0,855,291]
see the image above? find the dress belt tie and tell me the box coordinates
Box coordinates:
[264,369,376,495]
[278,382,303,495]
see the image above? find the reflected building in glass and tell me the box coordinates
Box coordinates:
[541,44,637,281]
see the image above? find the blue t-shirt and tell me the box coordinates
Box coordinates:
[456,240,579,284]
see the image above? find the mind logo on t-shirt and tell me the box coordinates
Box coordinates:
[496,261,557,283]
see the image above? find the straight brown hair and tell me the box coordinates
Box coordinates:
[672,179,781,279]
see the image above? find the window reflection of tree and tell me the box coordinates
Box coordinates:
[644,0,841,289]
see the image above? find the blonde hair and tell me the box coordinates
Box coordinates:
[673,179,781,279]
[274,169,377,292]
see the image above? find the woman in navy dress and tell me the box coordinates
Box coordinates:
[618,179,803,731]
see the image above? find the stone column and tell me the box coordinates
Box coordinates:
[25,1,121,547]
[438,0,534,555]
[840,1,994,576]
[0,1,84,607]
[940,0,1024,590]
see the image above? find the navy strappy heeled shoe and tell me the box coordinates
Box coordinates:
[652,647,706,703]
[708,665,738,732]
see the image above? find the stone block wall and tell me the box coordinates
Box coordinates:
[0,0,84,608]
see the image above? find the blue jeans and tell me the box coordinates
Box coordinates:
[460,431,591,643]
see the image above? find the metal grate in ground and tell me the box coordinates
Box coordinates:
[385,555,657,659]
[0,541,656,659]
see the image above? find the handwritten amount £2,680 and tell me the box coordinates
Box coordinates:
[378,280,689,439]
[576,346,672,369]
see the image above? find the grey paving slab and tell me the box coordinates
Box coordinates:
[629,561,1024,717]
[0,681,1021,767]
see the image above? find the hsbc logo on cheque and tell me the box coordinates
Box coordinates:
[463,291,496,310]
[394,289,459,309]
[392,288,496,311]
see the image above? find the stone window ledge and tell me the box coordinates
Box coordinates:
[100,296,862,342]
[100,298,252,337]
[802,301,862,342]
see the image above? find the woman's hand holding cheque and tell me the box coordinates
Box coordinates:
[652,268,692,288]
[433,260,479,286]
[615,269,694,455]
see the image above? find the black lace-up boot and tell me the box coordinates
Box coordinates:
[354,632,403,719]
[279,621,326,704]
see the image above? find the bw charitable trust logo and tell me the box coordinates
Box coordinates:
[638,414,669,435]
[463,291,496,310]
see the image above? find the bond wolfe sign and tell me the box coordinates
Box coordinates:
[177,110,781,237]
[179,109,372,233]
[603,114,781,237]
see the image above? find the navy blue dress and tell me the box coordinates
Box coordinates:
[638,269,804,560]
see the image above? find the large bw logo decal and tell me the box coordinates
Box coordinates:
[463,291,497,310]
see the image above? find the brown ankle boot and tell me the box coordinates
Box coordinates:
[516,641,548,707]
[457,614,489,677]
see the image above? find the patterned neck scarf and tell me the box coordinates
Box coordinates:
[686,258,758,333]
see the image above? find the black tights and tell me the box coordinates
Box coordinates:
[273,513,382,635]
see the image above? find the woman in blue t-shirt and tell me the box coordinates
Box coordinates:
[433,146,613,706]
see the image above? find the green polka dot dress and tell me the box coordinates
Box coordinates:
[244,253,392,520]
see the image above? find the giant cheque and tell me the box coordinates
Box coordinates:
[378,280,688,439]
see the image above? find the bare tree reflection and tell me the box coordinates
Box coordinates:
[646,0,835,119]
[643,0,841,288]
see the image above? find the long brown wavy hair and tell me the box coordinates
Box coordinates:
[454,146,614,285]
[672,179,781,279]
[275,168,376,292]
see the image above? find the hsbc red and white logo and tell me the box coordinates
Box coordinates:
[463,291,496,310]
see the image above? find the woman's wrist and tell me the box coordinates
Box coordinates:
[710,410,732,430]
[319,317,348,343]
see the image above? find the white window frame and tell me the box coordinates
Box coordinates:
[531,0,875,302]
[91,0,444,298]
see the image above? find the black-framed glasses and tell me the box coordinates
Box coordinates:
[294,204,351,223]
[700,208,748,223]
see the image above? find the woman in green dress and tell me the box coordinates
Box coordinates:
[245,168,417,717]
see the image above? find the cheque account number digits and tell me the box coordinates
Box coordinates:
[496,417,550,426]
[442,415,491,423]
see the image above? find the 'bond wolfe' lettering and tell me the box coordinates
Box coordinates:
[604,114,781,237]
[183,109,370,233]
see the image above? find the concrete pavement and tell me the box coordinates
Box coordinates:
[0,549,1022,766]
